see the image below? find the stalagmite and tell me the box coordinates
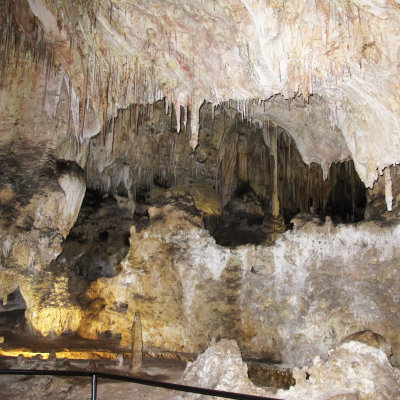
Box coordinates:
[129,311,143,375]
[384,167,393,212]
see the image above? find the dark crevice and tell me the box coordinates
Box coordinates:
[57,190,131,281]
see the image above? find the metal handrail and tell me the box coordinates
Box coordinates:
[0,368,282,400]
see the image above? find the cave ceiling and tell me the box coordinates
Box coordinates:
[8,0,400,188]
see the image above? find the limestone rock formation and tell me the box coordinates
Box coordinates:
[66,195,400,367]
[175,338,400,400]
[281,340,400,400]
[175,339,276,399]
[10,0,400,191]
[1,2,400,398]
[0,26,90,336]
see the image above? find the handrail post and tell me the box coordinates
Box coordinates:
[91,374,97,400]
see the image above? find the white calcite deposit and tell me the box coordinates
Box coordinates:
[1,4,400,400]
[174,338,400,400]
[67,199,400,367]
[175,339,276,399]
[20,0,400,194]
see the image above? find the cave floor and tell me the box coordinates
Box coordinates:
[0,355,187,400]
[0,312,292,397]
[0,311,189,399]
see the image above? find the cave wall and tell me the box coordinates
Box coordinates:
[0,0,400,374]
[0,18,91,334]
[75,197,400,367]
[0,44,399,367]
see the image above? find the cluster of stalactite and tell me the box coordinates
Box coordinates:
[84,99,366,229]
[275,130,366,223]
[214,112,366,225]
[0,1,54,88]
[0,0,366,227]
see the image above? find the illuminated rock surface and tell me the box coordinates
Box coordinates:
[176,339,276,398]
[1,1,400,398]
[71,196,400,367]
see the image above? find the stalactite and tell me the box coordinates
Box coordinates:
[79,60,89,142]
[189,96,203,150]
[175,103,181,133]
[102,70,111,144]
[66,76,72,136]
[384,167,393,212]
[165,97,169,115]
[135,102,140,135]
[53,69,64,117]
[110,100,115,153]
[0,1,54,86]
[219,132,239,207]
[183,106,188,130]
[42,52,51,107]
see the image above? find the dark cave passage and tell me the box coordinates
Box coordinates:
[205,127,366,247]
[58,190,132,281]
[0,288,26,340]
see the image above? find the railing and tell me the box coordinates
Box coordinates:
[0,368,282,400]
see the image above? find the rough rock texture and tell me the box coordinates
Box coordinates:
[58,191,132,281]
[0,31,91,336]
[238,212,400,366]
[175,339,276,399]
[366,164,400,221]
[174,339,400,400]
[73,196,400,367]
[2,6,400,398]
[83,99,366,226]
[14,0,400,190]
[20,273,84,336]
[0,10,371,347]
[281,341,400,400]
